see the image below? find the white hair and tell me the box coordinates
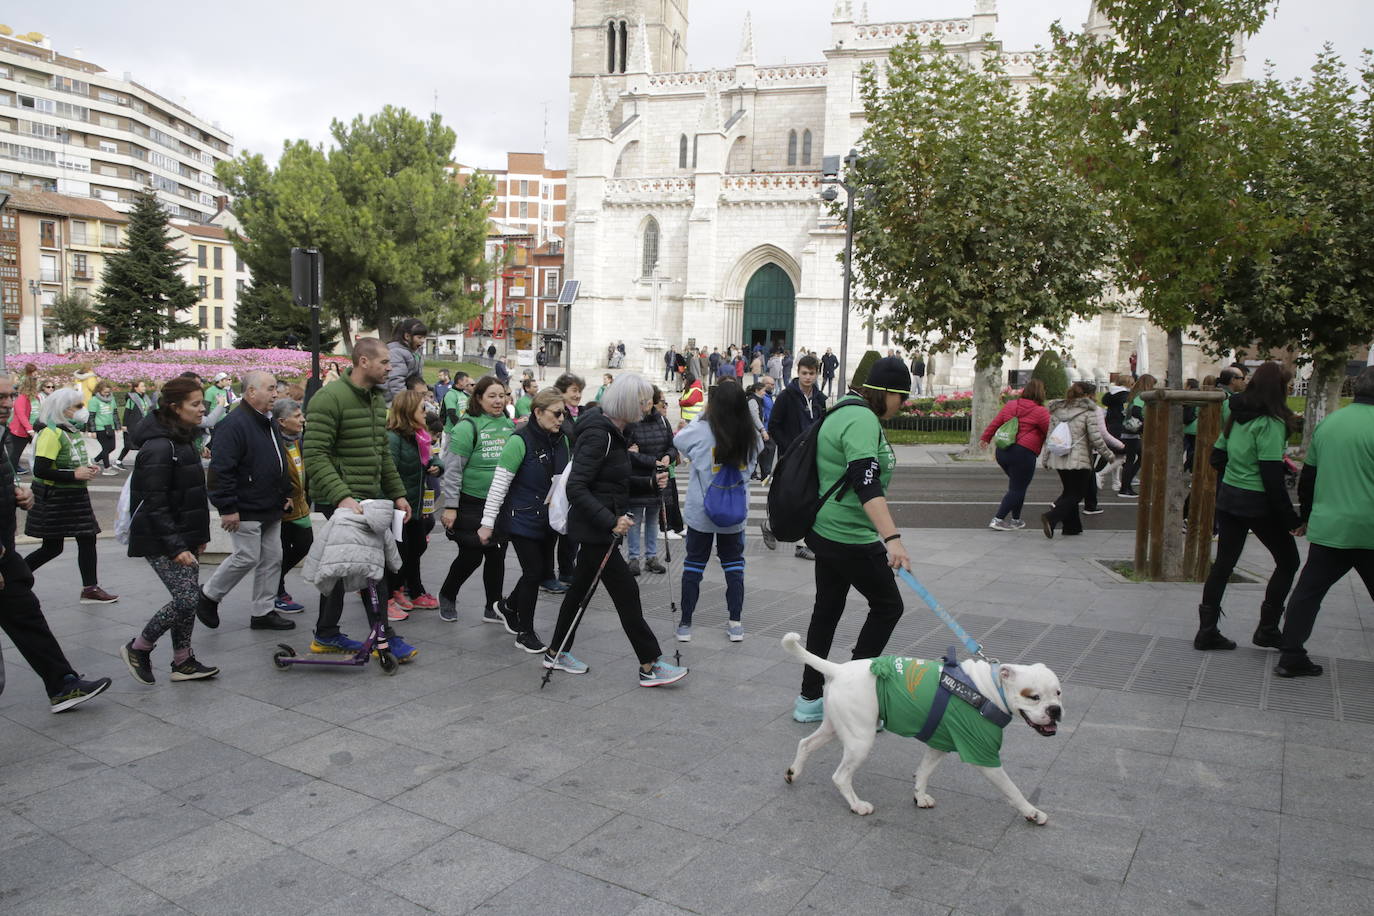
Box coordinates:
[598,371,653,423]
[39,387,84,429]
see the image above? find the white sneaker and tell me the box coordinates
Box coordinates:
[726,621,744,642]
[988,517,1012,531]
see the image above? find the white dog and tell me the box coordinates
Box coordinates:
[780,632,1062,824]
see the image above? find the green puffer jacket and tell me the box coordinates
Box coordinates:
[303,369,405,508]
[387,429,441,507]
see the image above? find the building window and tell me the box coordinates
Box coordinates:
[519,180,528,197]
[198,305,208,329]
[545,270,561,297]
[802,130,813,165]
[641,218,660,278]
[214,335,222,349]
[214,306,223,328]
[607,19,628,73]
[102,225,118,246]
[40,254,58,283]
[678,134,688,169]
[72,253,88,278]
[198,276,208,298]
[236,253,245,272]
[213,277,223,299]
[69,221,87,244]
[519,202,529,219]
[197,244,207,268]
[213,246,222,269]
[236,278,246,294]
[787,130,798,167]
[39,220,57,247]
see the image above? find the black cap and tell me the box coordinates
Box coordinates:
[861,356,912,394]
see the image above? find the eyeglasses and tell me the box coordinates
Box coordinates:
[42,384,55,390]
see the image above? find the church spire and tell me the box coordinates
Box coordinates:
[579,74,611,139]
[627,14,652,75]
[737,12,755,66]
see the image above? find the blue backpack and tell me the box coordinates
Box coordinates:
[703,459,749,527]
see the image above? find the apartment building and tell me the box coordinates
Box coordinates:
[168,221,246,351]
[0,29,233,222]
[453,152,567,246]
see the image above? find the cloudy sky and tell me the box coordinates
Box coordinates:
[15,1,1371,168]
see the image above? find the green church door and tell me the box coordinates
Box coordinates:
[742,264,795,353]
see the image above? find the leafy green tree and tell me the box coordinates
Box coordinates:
[1030,351,1068,401]
[49,290,96,347]
[1208,49,1374,451]
[91,193,202,349]
[231,280,338,352]
[847,40,1115,454]
[218,106,494,350]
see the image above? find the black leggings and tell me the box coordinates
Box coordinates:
[387,515,430,598]
[799,533,904,701]
[117,431,137,462]
[1120,438,1142,492]
[546,540,661,665]
[509,533,555,634]
[1202,510,1300,609]
[1045,468,1093,535]
[25,534,98,587]
[277,521,315,596]
[93,431,116,468]
[440,535,507,608]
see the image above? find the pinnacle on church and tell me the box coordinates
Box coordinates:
[627,14,652,75]
[832,1,853,22]
[975,0,998,15]
[737,12,755,65]
[858,2,869,25]
[580,74,612,139]
[697,78,722,132]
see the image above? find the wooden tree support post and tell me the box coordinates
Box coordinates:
[1136,389,1227,582]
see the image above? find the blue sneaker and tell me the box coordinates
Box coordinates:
[793,695,824,723]
[438,594,457,622]
[726,621,744,642]
[379,635,418,664]
[310,633,364,654]
[540,578,569,594]
[274,593,305,613]
[541,651,588,674]
[639,658,688,687]
[675,625,692,642]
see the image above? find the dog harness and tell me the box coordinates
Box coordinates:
[869,649,1012,768]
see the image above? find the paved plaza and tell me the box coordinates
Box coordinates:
[2,461,1372,915]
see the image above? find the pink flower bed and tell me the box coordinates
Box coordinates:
[12,349,333,386]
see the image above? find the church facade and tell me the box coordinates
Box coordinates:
[563,1,1218,385]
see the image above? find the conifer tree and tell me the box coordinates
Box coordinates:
[231,280,338,352]
[93,192,202,349]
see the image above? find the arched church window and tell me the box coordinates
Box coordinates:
[607,19,629,74]
[802,130,813,165]
[607,22,617,73]
[787,130,798,167]
[642,218,660,278]
[679,134,688,169]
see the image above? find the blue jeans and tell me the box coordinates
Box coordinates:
[994,443,1037,520]
[680,527,745,624]
[626,506,659,559]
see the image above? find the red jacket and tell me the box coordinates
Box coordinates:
[8,393,33,439]
[981,397,1052,455]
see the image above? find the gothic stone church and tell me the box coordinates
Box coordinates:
[563,2,1224,385]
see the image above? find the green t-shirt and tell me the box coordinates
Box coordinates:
[870,657,1004,768]
[442,388,470,436]
[812,397,896,544]
[1221,415,1287,493]
[90,393,118,431]
[448,412,514,498]
[514,394,533,419]
[1304,403,1374,550]
[205,384,228,411]
[34,426,90,489]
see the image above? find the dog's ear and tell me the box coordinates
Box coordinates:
[1000,666,1013,681]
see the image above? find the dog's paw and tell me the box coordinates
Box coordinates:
[784,768,796,784]
[850,800,874,816]
[1023,808,1049,826]
[913,792,936,809]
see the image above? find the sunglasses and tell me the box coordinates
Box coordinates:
[42,384,55,390]
[544,409,565,418]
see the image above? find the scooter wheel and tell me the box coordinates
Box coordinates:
[272,648,295,670]
[377,650,398,675]
[276,643,297,656]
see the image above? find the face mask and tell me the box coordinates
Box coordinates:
[70,408,90,426]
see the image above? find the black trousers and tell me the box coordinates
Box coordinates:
[277,520,315,596]
[25,534,98,587]
[1120,439,1142,492]
[510,533,555,634]
[1202,509,1300,609]
[799,533,904,700]
[440,535,507,608]
[1281,544,1374,661]
[1045,469,1093,535]
[546,540,661,665]
[387,515,430,597]
[5,433,28,471]
[0,550,75,695]
[93,430,117,468]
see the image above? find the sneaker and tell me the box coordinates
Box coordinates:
[627,558,641,577]
[675,624,692,642]
[643,557,667,574]
[390,589,414,611]
[80,585,119,605]
[250,611,296,630]
[1008,518,1027,530]
[310,633,364,654]
[540,578,569,594]
[515,631,547,654]
[195,587,220,629]
[121,640,155,685]
[110,458,124,471]
[726,621,744,642]
[170,656,220,681]
[100,466,118,476]
[558,574,575,587]
[794,546,816,561]
[380,635,418,664]
[988,517,1013,531]
[274,593,305,613]
[1082,507,1105,516]
[542,651,589,674]
[1118,489,1139,499]
[639,658,689,687]
[761,521,778,550]
[486,599,518,635]
[409,592,439,610]
[438,594,458,622]
[793,695,824,723]
[386,598,410,622]
[49,674,112,713]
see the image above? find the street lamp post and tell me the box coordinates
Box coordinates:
[29,279,41,361]
[821,149,860,393]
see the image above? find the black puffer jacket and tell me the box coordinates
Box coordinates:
[565,411,656,546]
[126,414,211,558]
[626,411,678,509]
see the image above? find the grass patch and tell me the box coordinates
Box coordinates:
[422,359,488,383]
[885,429,970,445]
[1286,395,1352,414]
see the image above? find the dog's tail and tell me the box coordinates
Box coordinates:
[781,632,844,680]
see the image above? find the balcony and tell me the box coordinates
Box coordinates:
[603,176,695,206]
[720,172,822,205]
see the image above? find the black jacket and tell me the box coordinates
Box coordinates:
[0,429,18,553]
[626,411,678,509]
[127,415,211,558]
[565,411,656,546]
[208,402,290,521]
[767,378,828,455]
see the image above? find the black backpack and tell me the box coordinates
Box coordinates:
[765,401,863,542]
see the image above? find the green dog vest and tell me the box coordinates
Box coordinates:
[870,656,1005,768]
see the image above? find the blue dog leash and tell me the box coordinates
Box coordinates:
[896,567,994,663]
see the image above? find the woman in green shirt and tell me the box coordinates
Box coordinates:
[90,381,119,474]
[793,357,912,724]
[438,376,515,625]
[1196,361,1301,652]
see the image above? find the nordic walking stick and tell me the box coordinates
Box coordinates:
[539,534,620,689]
[658,489,681,667]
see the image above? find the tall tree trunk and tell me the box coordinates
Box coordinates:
[1166,326,1184,389]
[962,347,1003,459]
[1301,356,1345,455]
[339,321,355,356]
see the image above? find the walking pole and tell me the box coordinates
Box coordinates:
[658,491,681,667]
[539,534,620,689]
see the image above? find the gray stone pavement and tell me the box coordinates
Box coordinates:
[2,493,1373,915]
